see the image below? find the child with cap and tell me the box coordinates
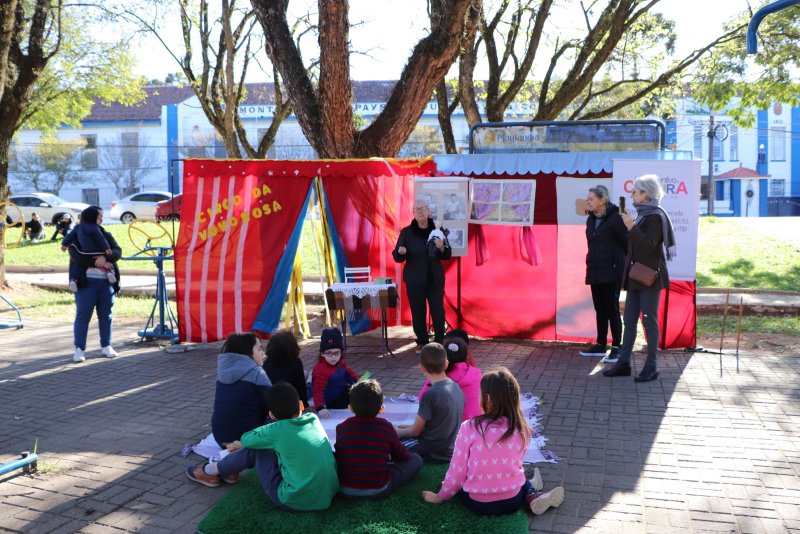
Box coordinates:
[418,332,483,420]
[312,327,360,418]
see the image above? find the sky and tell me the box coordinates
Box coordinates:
[132,0,755,83]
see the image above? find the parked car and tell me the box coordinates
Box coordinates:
[155,193,183,222]
[109,191,173,224]
[7,192,89,225]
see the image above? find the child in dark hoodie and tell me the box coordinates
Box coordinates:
[312,328,360,418]
[61,205,117,292]
[211,332,272,447]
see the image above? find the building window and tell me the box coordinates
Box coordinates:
[770,126,786,160]
[729,125,738,160]
[81,134,98,169]
[693,124,703,158]
[712,138,723,161]
[121,132,139,168]
[82,188,99,206]
[770,179,785,196]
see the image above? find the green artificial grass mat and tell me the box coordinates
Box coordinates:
[197,463,529,534]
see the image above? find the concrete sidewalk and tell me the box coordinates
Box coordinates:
[1,313,799,533]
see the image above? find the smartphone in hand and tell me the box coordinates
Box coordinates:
[619,196,626,214]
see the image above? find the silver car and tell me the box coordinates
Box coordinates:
[7,192,89,225]
[109,191,173,224]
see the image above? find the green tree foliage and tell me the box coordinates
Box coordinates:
[455,1,744,128]
[0,1,142,285]
[691,3,800,127]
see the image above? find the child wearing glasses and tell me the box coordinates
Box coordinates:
[312,327,360,418]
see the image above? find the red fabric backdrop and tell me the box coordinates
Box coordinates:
[175,160,313,343]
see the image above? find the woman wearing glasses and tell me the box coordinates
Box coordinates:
[603,175,676,382]
[393,199,452,353]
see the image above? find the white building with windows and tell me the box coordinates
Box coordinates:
[667,98,798,216]
[8,82,476,211]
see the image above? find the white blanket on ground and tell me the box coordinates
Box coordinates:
[190,393,557,464]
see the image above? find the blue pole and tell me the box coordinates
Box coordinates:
[0,452,38,476]
[747,0,800,54]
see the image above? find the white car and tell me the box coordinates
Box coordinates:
[109,191,173,224]
[7,192,89,225]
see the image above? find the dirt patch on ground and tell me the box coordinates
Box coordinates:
[696,332,800,354]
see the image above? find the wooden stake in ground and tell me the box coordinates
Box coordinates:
[736,297,743,373]
[719,291,730,377]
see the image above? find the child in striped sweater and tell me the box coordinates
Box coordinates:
[335,379,422,498]
[422,367,565,516]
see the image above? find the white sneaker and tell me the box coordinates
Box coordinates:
[68,280,78,293]
[101,346,118,358]
[73,348,85,363]
[106,271,117,284]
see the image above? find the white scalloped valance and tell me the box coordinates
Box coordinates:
[433,151,693,176]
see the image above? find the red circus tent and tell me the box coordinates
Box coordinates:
[174,153,698,350]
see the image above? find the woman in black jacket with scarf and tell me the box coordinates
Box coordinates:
[580,185,628,361]
[393,199,452,353]
[603,175,676,382]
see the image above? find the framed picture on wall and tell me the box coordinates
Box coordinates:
[414,176,470,257]
[470,179,536,226]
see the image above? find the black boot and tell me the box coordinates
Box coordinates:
[634,368,659,382]
[602,361,631,377]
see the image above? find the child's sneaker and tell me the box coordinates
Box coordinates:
[106,271,117,284]
[101,346,118,358]
[527,486,565,515]
[186,464,221,488]
[68,280,78,293]
[73,347,85,363]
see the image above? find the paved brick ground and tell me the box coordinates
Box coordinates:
[1,317,799,533]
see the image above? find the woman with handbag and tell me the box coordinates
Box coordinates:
[603,175,676,382]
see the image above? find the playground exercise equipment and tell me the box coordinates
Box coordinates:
[0,296,23,329]
[0,451,38,476]
[124,245,179,344]
[747,0,800,54]
[0,200,26,249]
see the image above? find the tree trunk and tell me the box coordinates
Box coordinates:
[252,0,473,158]
[318,0,353,157]
[435,80,457,154]
[254,0,326,155]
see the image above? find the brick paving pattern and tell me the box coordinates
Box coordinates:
[1,318,799,533]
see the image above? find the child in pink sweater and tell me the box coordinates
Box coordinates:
[417,335,482,421]
[422,367,565,516]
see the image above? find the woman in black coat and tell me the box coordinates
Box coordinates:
[580,185,628,362]
[392,199,452,353]
[604,175,676,382]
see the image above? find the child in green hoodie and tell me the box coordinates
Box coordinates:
[187,382,339,511]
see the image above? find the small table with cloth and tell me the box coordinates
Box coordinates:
[325,282,398,357]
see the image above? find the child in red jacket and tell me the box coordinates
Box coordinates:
[312,327,360,418]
